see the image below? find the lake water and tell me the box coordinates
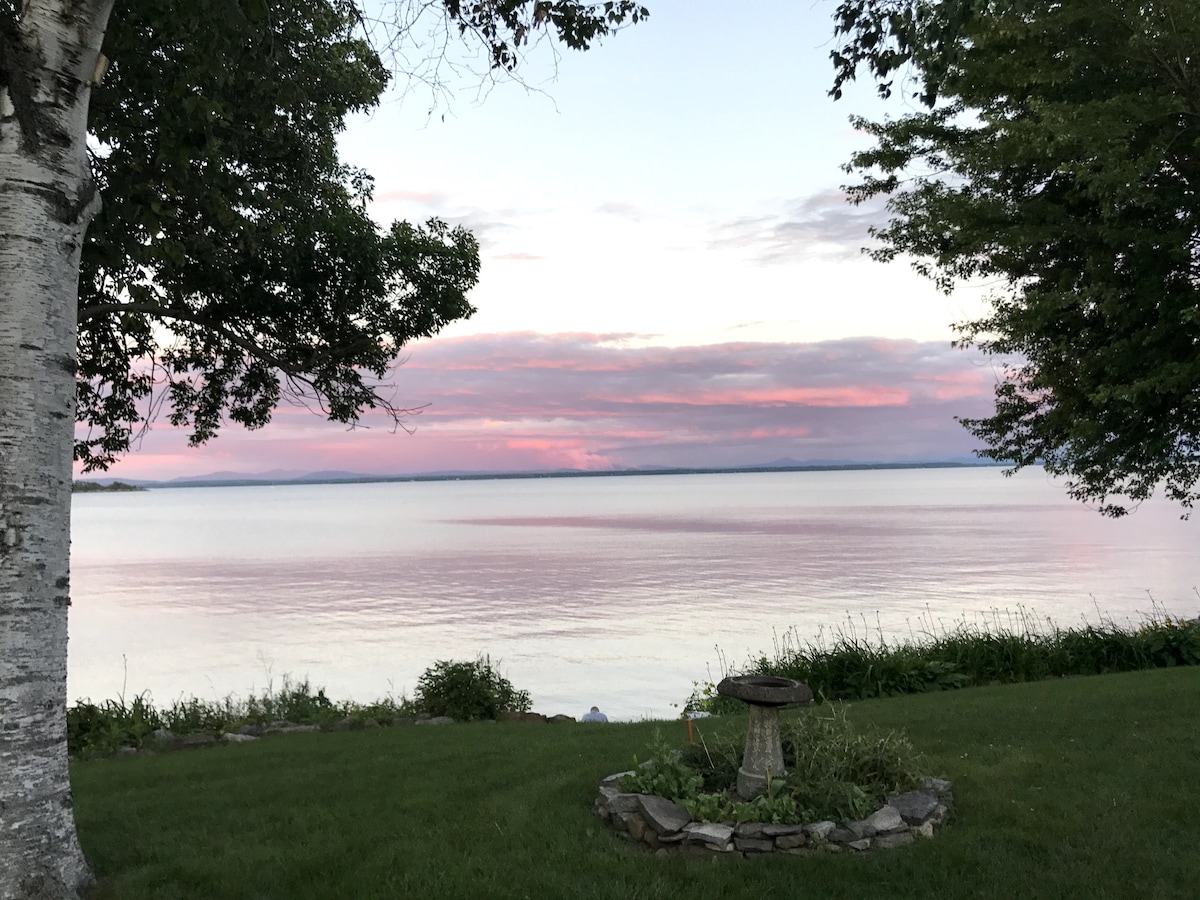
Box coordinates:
[68,467,1198,720]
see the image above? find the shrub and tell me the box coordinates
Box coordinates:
[412,655,531,721]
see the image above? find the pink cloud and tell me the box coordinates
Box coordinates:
[78,334,1012,480]
[616,386,910,407]
[498,439,614,471]
[489,252,545,261]
[912,367,999,401]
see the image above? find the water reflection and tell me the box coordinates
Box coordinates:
[69,468,1196,719]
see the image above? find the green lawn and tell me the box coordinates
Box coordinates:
[72,667,1200,899]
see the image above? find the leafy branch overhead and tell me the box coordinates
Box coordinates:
[73,0,647,470]
[442,0,648,70]
[829,0,1034,105]
[837,0,1200,515]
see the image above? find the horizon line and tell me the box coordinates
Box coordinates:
[75,458,1006,490]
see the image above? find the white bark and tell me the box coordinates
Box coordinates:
[0,2,113,897]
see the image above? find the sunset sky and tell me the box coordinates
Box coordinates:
[84,0,1008,481]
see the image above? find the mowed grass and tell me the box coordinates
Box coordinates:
[72,667,1200,900]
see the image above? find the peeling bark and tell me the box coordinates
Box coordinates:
[0,1,114,897]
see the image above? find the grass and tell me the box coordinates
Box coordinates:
[72,666,1200,899]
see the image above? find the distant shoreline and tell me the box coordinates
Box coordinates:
[74,460,1005,491]
[71,480,146,493]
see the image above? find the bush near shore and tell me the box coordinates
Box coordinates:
[68,610,1200,759]
[686,609,1200,714]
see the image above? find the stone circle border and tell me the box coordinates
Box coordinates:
[594,772,953,857]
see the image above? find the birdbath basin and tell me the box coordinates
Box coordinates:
[716,675,813,799]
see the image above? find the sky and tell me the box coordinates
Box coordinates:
[83,0,1008,481]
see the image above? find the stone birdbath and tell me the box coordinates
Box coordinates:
[716,675,813,799]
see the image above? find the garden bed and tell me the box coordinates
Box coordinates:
[595,772,952,857]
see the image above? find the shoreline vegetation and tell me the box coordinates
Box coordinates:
[67,608,1199,760]
[70,458,1001,491]
[67,655,533,760]
[685,606,1200,713]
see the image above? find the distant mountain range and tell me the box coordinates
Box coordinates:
[75,457,1000,490]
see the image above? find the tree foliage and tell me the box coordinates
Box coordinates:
[73,0,648,470]
[837,0,1200,515]
[441,0,648,70]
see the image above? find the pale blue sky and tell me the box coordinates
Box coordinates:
[338,0,988,347]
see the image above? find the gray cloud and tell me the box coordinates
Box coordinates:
[710,189,891,264]
[594,201,642,220]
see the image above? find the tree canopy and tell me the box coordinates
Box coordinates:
[73,0,647,470]
[835,0,1200,515]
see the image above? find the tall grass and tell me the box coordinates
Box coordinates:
[688,607,1200,711]
[67,676,411,758]
[68,654,535,758]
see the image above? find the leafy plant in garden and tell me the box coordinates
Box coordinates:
[682,792,734,823]
[412,656,531,721]
[730,775,799,824]
[620,707,923,825]
[618,732,704,800]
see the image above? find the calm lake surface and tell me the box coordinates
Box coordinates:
[69,467,1198,720]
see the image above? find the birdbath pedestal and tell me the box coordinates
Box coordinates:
[716,675,813,800]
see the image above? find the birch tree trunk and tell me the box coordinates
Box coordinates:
[0,2,113,897]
